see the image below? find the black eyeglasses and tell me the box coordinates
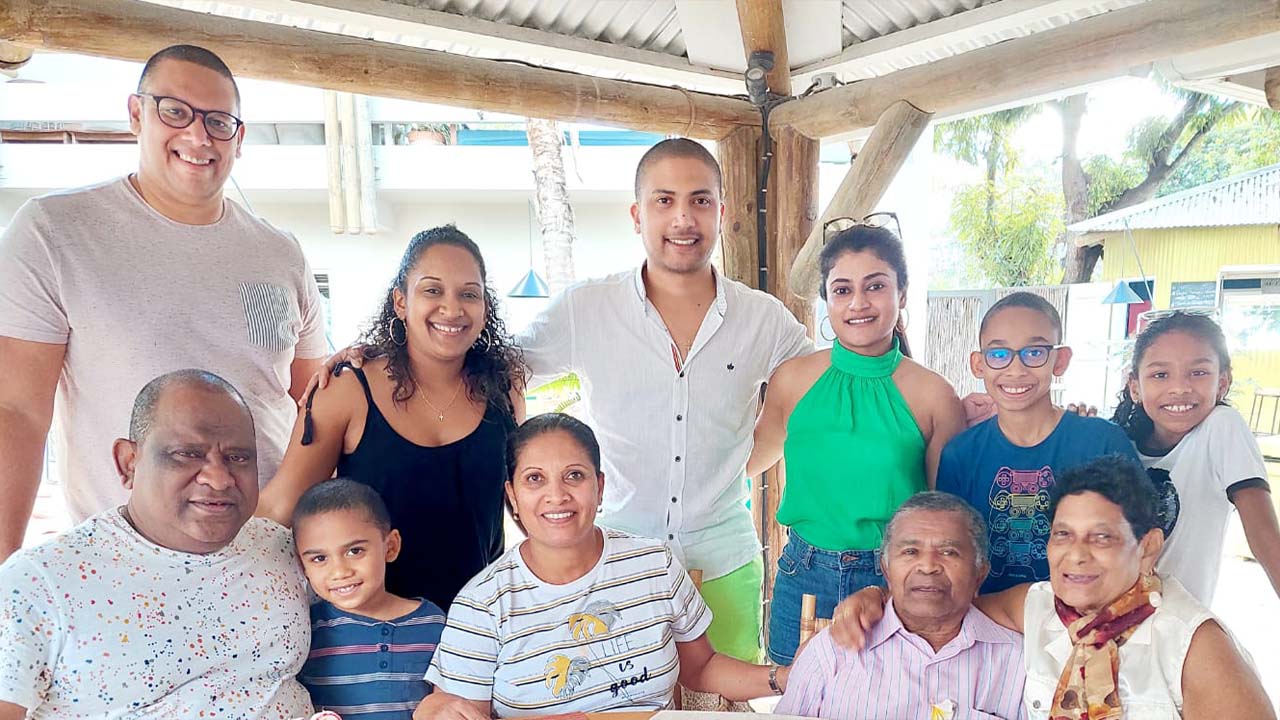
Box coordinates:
[823,212,901,244]
[135,93,243,141]
[981,345,1064,370]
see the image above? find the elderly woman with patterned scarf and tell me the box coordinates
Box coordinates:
[830,455,1273,720]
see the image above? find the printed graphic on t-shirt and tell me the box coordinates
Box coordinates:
[1146,467,1181,539]
[544,599,656,704]
[987,466,1053,579]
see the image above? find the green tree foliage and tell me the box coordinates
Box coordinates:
[1160,108,1280,195]
[949,176,1064,287]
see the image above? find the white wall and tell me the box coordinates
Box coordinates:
[233,195,645,347]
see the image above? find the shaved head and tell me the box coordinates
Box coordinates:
[634,138,721,200]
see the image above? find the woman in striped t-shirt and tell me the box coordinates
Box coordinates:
[417,414,787,719]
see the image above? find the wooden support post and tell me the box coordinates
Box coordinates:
[759,127,819,609]
[354,95,378,234]
[337,92,362,235]
[770,0,1280,139]
[716,126,761,287]
[322,90,345,234]
[735,0,791,96]
[0,0,757,139]
[788,101,932,299]
[1266,66,1280,112]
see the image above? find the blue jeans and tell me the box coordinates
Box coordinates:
[766,531,885,665]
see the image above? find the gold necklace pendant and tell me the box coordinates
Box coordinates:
[420,378,464,422]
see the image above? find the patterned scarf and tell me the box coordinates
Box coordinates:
[1050,573,1162,720]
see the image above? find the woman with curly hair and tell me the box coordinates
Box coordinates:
[259,225,526,609]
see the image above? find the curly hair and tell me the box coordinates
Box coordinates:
[358,225,527,415]
[1110,311,1231,447]
[1049,455,1160,540]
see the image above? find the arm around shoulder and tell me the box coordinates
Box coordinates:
[1181,619,1275,720]
[256,369,361,525]
[972,583,1030,634]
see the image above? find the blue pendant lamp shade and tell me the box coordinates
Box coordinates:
[508,268,550,298]
[1102,280,1144,305]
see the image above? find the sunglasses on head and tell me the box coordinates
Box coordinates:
[822,212,901,244]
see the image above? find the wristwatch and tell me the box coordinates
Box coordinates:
[768,664,784,695]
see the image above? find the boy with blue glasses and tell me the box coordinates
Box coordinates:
[936,292,1139,592]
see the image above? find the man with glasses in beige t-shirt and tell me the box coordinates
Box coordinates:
[0,45,328,562]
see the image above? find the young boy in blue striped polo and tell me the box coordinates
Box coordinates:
[292,478,446,719]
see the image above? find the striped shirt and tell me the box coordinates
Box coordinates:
[301,599,446,719]
[777,600,1025,720]
[425,531,712,717]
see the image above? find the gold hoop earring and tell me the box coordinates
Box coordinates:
[472,327,494,353]
[388,316,407,346]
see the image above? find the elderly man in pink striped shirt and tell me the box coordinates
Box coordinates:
[776,492,1025,720]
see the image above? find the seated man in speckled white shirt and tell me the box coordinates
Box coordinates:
[0,370,313,720]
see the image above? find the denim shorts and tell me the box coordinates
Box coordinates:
[766,531,885,665]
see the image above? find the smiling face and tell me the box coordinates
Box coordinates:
[630,156,723,276]
[1130,330,1230,450]
[114,383,257,554]
[824,249,905,355]
[506,430,605,551]
[295,509,401,616]
[129,59,243,219]
[393,243,487,362]
[882,509,986,630]
[971,306,1071,413]
[1048,491,1163,613]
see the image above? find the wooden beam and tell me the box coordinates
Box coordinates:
[735,0,791,96]
[0,0,758,139]
[716,126,761,288]
[1267,65,1280,111]
[787,100,932,299]
[0,40,32,69]
[239,0,742,94]
[773,0,1280,139]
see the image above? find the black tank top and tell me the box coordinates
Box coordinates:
[336,366,514,610]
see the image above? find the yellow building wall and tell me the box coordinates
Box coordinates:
[1100,225,1280,308]
[1101,225,1280,425]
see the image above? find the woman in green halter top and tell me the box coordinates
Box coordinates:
[747,218,967,665]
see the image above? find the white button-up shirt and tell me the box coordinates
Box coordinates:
[519,265,812,579]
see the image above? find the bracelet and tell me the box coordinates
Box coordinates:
[768,664,783,695]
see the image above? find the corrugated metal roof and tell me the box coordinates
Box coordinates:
[425,0,685,56]
[840,0,991,46]
[1068,163,1280,232]
[824,0,1149,82]
[148,0,1149,91]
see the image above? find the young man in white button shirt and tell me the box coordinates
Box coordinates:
[518,139,813,662]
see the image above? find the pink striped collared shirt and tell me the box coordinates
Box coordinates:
[776,600,1025,720]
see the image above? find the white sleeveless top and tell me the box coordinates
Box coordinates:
[1022,576,1223,719]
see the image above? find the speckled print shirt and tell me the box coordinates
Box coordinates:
[0,509,313,719]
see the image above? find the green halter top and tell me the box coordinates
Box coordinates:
[777,338,926,551]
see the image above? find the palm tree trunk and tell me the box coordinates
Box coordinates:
[527,119,577,293]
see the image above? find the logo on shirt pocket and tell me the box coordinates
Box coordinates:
[239,282,299,353]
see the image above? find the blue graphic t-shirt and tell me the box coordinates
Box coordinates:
[937,412,1141,593]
